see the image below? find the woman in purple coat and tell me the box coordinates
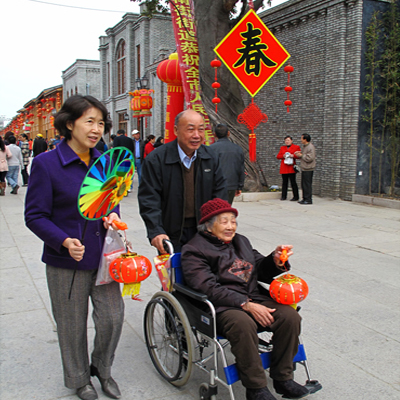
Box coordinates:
[25,95,124,400]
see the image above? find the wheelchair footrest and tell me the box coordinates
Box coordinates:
[305,380,322,394]
[224,344,307,386]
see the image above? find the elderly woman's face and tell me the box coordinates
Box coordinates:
[210,212,237,242]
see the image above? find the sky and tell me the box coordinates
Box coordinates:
[0,0,289,123]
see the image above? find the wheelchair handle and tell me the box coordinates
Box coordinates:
[162,239,174,255]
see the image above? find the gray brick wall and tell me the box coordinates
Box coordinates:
[254,0,364,200]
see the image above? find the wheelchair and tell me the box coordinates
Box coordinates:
[143,242,322,399]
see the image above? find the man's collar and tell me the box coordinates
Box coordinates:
[177,143,197,163]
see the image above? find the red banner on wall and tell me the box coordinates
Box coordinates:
[169,0,214,145]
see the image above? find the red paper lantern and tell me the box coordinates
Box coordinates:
[210,58,222,112]
[109,252,152,300]
[109,252,152,284]
[269,274,309,307]
[283,64,294,113]
[157,52,184,143]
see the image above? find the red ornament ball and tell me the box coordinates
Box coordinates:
[210,59,222,68]
[212,82,221,89]
[284,100,292,106]
[284,65,294,73]
[212,97,221,104]
[284,86,293,92]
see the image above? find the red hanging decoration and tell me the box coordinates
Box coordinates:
[210,58,221,113]
[283,64,294,113]
[237,99,268,162]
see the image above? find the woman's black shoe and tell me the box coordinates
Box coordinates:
[90,365,121,399]
[76,383,98,400]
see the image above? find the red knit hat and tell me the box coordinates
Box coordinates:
[199,198,238,224]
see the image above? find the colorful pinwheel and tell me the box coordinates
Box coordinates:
[78,147,134,220]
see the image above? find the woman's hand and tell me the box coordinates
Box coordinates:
[62,238,85,262]
[243,302,276,327]
[103,213,122,230]
[273,245,294,267]
[151,234,171,254]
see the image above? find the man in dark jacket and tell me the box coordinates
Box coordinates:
[113,129,134,154]
[210,124,245,204]
[32,134,48,157]
[138,109,228,254]
[181,198,310,400]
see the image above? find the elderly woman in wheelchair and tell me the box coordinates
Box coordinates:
[180,198,310,400]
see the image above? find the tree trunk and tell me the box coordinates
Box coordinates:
[192,0,264,191]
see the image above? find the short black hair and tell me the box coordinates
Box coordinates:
[8,135,16,144]
[284,135,292,140]
[214,124,229,139]
[302,134,311,142]
[117,129,125,135]
[20,133,28,139]
[54,95,112,140]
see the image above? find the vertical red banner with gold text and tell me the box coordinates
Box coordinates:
[169,0,214,145]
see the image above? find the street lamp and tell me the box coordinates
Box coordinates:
[135,74,149,133]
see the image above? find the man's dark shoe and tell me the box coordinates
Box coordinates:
[298,200,312,205]
[290,198,299,201]
[280,198,286,201]
[91,365,121,399]
[246,386,276,400]
[76,383,98,400]
[273,379,310,399]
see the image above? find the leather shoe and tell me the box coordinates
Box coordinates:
[273,379,310,399]
[280,197,286,201]
[246,386,276,400]
[91,365,121,399]
[298,200,312,205]
[76,383,98,400]
[290,198,299,201]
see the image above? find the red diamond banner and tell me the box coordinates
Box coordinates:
[214,9,290,97]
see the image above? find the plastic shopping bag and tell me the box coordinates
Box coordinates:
[96,228,126,286]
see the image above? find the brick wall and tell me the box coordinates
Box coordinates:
[255,0,365,200]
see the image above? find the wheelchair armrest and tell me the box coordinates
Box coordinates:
[174,283,208,302]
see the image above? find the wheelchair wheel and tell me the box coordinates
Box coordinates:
[144,291,195,387]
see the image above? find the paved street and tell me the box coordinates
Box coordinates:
[1,179,399,400]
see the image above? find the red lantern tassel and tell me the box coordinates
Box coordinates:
[249,133,256,162]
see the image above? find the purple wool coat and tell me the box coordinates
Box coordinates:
[25,139,119,270]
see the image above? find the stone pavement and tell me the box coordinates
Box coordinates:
[1,179,399,400]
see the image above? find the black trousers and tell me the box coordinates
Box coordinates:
[21,165,29,185]
[281,173,299,200]
[301,171,314,202]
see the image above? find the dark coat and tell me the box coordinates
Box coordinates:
[25,139,119,270]
[138,139,228,247]
[210,137,245,191]
[32,137,48,157]
[113,134,134,155]
[181,232,287,314]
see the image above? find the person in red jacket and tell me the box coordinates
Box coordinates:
[143,135,156,159]
[276,135,301,201]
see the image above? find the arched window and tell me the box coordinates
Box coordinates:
[117,40,126,95]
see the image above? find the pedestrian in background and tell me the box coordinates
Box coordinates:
[143,134,156,159]
[112,129,134,154]
[276,135,300,201]
[295,134,316,205]
[32,133,48,157]
[210,124,245,204]
[19,133,30,186]
[131,129,143,184]
[6,135,23,194]
[154,136,164,148]
[25,95,124,400]
[0,136,12,196]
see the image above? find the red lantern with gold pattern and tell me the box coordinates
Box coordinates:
[109,252,152,299]
[269,274,309,308]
